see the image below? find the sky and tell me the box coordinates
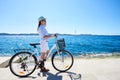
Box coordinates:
[0,0,120,35]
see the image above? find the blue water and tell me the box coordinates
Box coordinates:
[0,35,120,56]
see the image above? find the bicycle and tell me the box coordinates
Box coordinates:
[9,35,74,77]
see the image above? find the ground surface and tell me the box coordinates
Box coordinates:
[0,57,120,80]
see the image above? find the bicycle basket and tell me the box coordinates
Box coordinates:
[57,38,66,50]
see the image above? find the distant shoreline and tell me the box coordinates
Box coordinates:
[0,33,120,36]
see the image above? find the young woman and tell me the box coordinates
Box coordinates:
[37,16,56,72]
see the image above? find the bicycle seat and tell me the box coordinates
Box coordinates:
[30,43,40,48]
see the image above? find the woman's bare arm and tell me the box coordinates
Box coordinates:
[43,35,55,39]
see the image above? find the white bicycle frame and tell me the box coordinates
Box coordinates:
[33,38,60,61]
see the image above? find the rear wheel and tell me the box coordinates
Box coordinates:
[9,52,37,77]
[52,50,74,72]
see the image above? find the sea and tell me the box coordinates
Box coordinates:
[0,34,120,56]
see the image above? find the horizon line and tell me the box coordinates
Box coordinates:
[0,33,120,36]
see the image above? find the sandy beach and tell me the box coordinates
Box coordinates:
[0,56,120,80]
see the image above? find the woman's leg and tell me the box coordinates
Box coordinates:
[39,42,49,72]
[40,41,47,61]
[39,52,45,68]
[40,50,49,61]
[39,52,49,72]
[44,50,50,59]
[40,52,46,61]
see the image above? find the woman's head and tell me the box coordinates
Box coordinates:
[38,16,46,26]
[40,19,46,25]
[37,16,46,30]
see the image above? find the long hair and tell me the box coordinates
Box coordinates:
[37,21,41,31]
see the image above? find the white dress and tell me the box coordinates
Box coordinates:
[38,25,49,52]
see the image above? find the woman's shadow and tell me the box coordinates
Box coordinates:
[38,71,82,80]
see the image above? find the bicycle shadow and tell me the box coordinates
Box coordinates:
[18,76,37,79]
[19,71,81,80]
[66,72,82,80]
[38,72,62,80]
[38,71,82,80]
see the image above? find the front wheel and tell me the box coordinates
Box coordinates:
[52,50,74,72]
[9,52,37,77]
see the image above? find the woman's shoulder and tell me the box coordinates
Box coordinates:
[39,25,43,29]
[39,25,46,31]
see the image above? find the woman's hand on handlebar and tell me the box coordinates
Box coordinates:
[53,34,57,38]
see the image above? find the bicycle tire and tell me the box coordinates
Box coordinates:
[9,52,37,77]
[52,50,74,72]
